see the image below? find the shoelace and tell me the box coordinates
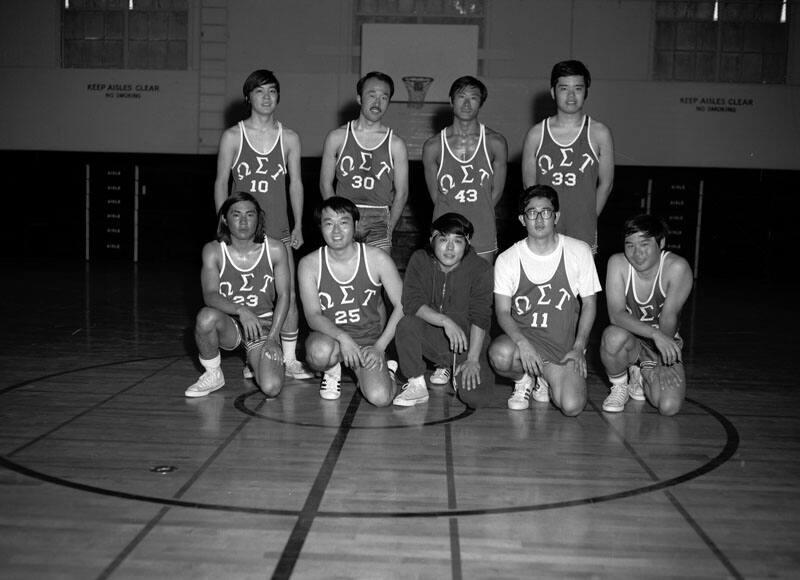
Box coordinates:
[513,382,530,397]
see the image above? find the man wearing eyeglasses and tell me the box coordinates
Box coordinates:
[489,185,601,415]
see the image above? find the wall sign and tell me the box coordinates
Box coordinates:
[87,83,160,99]
[680,96,755,113]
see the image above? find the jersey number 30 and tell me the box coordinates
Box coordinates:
[351,175,375,190]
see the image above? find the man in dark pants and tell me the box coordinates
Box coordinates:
[393,213,495,408]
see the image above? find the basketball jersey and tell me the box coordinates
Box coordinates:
[218,239,276,320]
[231,121,291,241]
[535,116,599,246]
[625,251,679,346]
[510,246,580,362]
[432,124,496,253]
[317,243,383,346]
[335,122,395,207]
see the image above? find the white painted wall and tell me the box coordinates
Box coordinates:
[1,0,798,169]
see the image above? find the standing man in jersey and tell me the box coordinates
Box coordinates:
[522,60,614,253]
[489,185,601,416]
[298,197,404,406]
[423,75,508,263]
[214,69,312,380]
[599,214,693,415]
[320,71,409,253]
[186,193,290,398]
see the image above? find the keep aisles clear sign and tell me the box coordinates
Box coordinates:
[87,83,160,99]
[680,96,755,113]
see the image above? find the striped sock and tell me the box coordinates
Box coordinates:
[281,330,299,362]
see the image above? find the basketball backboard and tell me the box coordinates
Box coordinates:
[360,23,479,104]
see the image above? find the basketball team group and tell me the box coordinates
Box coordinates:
[185,59,694,418]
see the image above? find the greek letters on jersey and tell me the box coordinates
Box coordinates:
[625,251,678,341]
[510,246,580,362]
[536,117,598,187]
[231,121,290,240]
[535,116,600,246]
[433,124,496,252]
[317,243,383,346]
[335,122,395,207]
[218,240,276,319]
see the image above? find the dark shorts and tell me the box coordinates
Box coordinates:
[637,335,684,365]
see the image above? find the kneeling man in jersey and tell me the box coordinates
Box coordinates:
[489,185,601,415]
[298,197,403,405]
[599,214,693,415]
[186,192,290,398]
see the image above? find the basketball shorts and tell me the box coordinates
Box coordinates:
[636,335,686,389]
[637,335,684,365]
[222,316,275,353]
[356,205,392,251]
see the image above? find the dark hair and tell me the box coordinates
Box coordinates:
[243,69,280,103]
[314,196,360,227]
[519,185,560,214]
[357,71,395,99]
[428,213,474,255]
[550,60,591,97]
[431,212,474,239]
[217,192,266,244]
[624,214,668,246]
[448,76,487,106]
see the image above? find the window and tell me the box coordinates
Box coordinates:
[353,0,485,72]
[654,0,788,83]
[62,0,188,69]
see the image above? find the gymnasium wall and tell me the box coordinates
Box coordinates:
[1,0,798,277]
[1,0,799,167]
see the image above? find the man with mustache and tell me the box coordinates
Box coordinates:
[320,71,409,255]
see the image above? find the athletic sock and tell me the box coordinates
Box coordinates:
[608,371,627,387]
[281,330,299,362]
[199,353,221,372]
[324,363,341,378]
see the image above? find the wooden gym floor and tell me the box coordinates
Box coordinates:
[0,261,797,579]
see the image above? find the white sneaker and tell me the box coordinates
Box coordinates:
[532,376,550,403]
[393,377,429,406]
[430,367,451,385]
[628,365,645,401]
[320,365,341,400]
[507,374,534,410]
[285,359,314,380]
[185,368,225,398]
[242,364,254,380]
[602,382,630,412]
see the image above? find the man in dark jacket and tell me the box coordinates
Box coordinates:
[392,213,495,408]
